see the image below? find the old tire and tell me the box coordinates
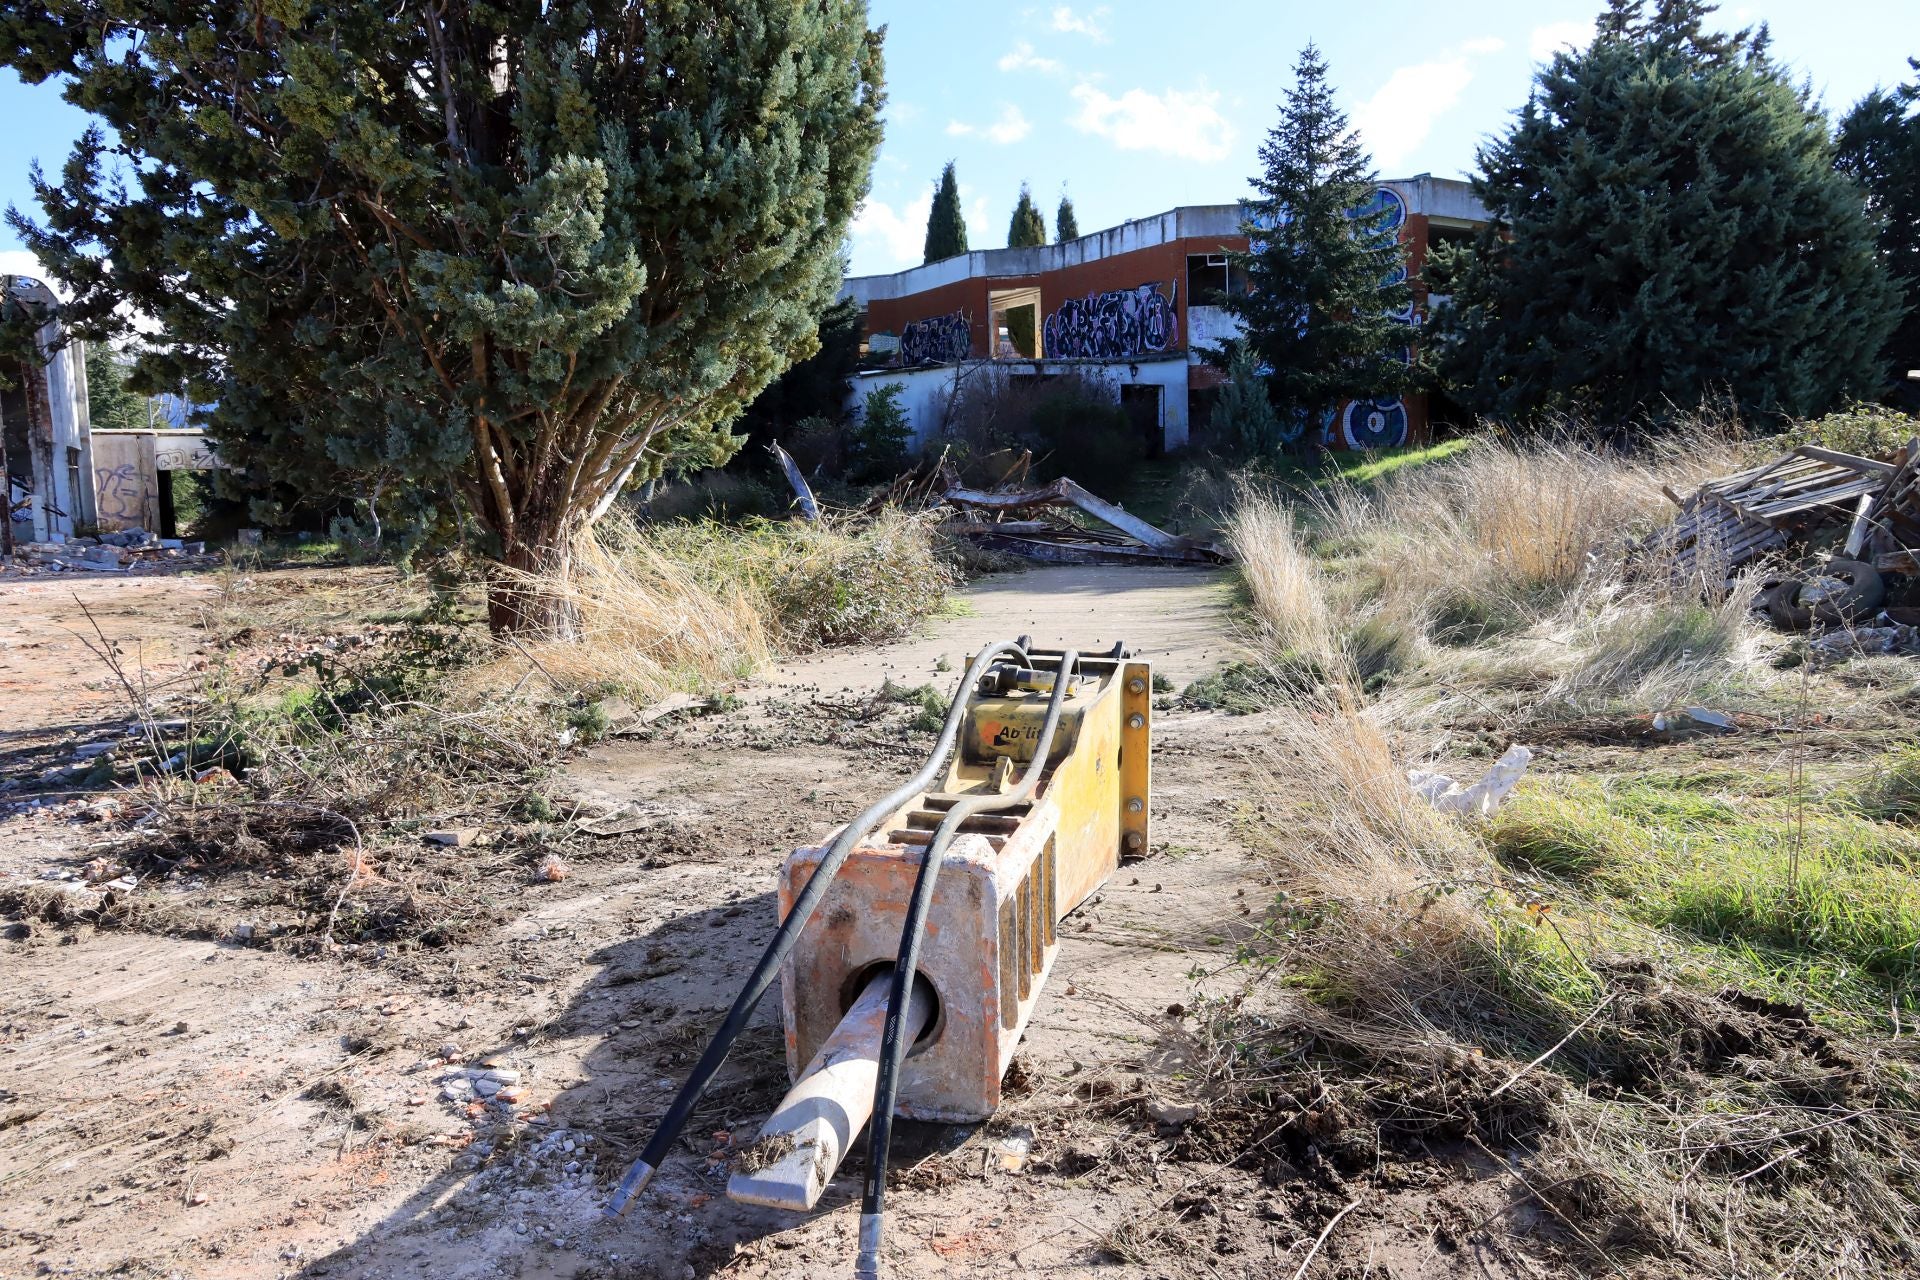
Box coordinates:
[1768,560,1885,631]
[1755,582,1804,631]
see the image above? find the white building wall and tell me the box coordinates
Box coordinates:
[4,275,95,541]
[848,357,1191,456]
[848,365,965,453]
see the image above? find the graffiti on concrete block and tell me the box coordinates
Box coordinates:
[897,311,972,365]
[94,463,146,524]
[1042,283,1178,360]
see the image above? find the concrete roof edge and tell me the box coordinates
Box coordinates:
[843,178,1485,305]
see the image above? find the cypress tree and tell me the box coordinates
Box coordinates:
[1221,43,1416,438]
[1007,184,1047,248]
[3,2,885,632]
[1836,60,1920,411]
[1006,185,1052,247]
[923,162,969,263]
[1055,194,1080,243]
[1438,0,1898,427]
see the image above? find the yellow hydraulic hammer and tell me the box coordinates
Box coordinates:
[610,640,1149,1276]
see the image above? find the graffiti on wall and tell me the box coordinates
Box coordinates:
[1336,398,1410,449]
[94,463,145,524]
[897,311,972,366]
[1353,185,1407,235]
[1042,283,1178,360]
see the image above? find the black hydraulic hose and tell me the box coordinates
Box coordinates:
[854,651,1080,1280]
[606,639,1030,1217]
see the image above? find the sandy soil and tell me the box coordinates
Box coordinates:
[1,565,1546,1280]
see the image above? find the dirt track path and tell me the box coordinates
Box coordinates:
[0,565,1264,1280]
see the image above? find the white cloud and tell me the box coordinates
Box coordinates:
[1069,83,1232,163]
[1050,6,1110,41]
[1353,38,1505,173]
[946,104,1032,145]
[1529,19,1594,60]
[998,40,1063,75]
[0,249,61,296]
[850,192,933,271]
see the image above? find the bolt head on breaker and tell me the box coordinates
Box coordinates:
[774,652,1152,1122]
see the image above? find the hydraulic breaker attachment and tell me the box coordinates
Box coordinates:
[731,643,1149,1212]
[609,639,1150,1275]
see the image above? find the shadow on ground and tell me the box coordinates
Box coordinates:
[293,881,976,1280]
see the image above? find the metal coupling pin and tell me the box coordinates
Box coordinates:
[854,1212,885,1279]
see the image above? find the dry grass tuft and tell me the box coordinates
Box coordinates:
[1226,488,1337,666]
[1222,684,1920,1275]
[493,508,955,701]
[487,513,774,702]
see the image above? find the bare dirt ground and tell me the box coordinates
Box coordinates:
[1,565,1551,1280]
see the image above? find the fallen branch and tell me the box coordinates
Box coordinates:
[1488,992,1617,1099]
[1288,1200,1359,1280]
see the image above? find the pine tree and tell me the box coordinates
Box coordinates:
[1837,60,1920,411]
[84,344,151,432]
[1211,344,1283,459]
[1222,44,1415,438]
[1055,194,1080,243]
[1006,185,1047,248]
[1438,1,1898,427]
[923,162,969,263]
[3,2,885,632]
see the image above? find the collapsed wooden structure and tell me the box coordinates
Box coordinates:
[1639,440,1920,588]
[941,477,1232,565]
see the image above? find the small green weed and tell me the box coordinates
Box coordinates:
[882,679,948,732]
[1181,657,1327,713]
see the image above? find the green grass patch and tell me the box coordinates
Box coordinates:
[1489,774,1920,1006]
[1854,744,1920,825]
[1254,436,1476,492]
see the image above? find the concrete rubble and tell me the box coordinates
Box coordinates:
[4,526,215,577]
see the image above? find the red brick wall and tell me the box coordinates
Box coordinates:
[862,235,1251,360]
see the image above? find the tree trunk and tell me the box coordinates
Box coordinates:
[486,515,581,638]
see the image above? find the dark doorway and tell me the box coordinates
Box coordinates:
[1120,384,1162,458]
[157,470,177,538]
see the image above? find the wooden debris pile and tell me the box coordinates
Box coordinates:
[1638,439,1920,587]
[940,477,1231,566]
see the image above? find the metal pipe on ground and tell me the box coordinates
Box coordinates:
[725,969,936,1211]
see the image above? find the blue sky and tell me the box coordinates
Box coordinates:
[4,2,1917,285]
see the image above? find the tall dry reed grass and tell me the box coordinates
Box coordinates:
[1227,427,1775,717]
[1215,425,1920,1277]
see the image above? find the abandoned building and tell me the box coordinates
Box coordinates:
[4,273,224,554]
[841,175,1490,454]
[2,275,96,545]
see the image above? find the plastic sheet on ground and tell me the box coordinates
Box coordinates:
[1408,744,1534,817]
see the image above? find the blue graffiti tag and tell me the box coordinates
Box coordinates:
[1340,398,1410,449]
[897,311,972,365]
[1041,283,1178,360]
